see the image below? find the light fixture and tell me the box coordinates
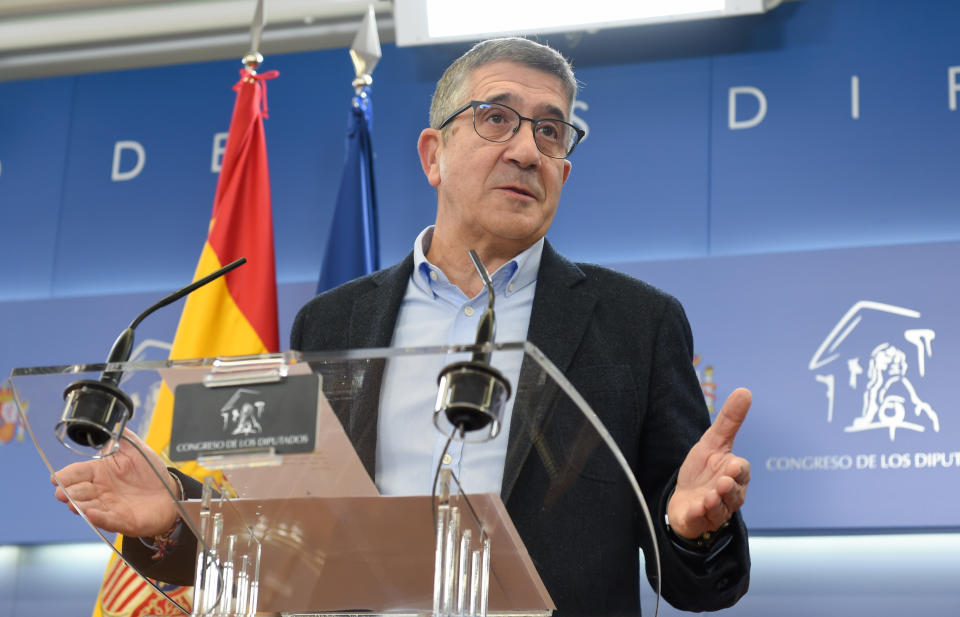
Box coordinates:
[395,0,781,46]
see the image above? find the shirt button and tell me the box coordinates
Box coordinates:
[508,283,515,292]
[464,306,475,317]
[430,270,439,281]
[442,453,453,465]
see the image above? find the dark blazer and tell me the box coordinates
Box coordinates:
[290,240,750,616]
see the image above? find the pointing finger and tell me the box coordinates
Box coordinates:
[703,387,752,450]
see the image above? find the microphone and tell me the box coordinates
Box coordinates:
[56,258,247,457]
[434,250,512,442]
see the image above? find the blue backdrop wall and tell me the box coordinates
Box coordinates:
[1,0,958,557]
[3,0,959,304]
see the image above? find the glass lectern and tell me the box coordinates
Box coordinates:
[9,342,660,617]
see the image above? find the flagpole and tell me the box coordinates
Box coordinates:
[316,5,381,293]
[243,0,265,74]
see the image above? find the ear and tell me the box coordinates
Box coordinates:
[418,128,442,187]
[561,159,572,185]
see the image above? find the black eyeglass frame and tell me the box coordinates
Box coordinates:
[437,100,585,159]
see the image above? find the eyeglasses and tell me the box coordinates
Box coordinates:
[437,100,585,159]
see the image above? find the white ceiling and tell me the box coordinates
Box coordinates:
[0,0,394,81]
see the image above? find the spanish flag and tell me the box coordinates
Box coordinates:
[93,66,280,617]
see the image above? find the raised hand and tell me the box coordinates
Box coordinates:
[667,388,752,540]
[52,429,180,538]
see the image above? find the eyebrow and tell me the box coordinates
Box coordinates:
[486,92,567,121]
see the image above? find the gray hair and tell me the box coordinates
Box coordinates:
[429,37,578,130]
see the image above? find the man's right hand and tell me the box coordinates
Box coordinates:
[52,429,180,538]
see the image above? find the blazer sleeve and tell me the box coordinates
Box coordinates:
[119,469,202,586]
[641,296,750,611]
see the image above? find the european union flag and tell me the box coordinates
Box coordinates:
[317,86,379,293]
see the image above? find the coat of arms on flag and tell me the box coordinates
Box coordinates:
[0,381,25,444]
[98,555,193,617]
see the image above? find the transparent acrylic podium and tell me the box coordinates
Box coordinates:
[10,342,660,617]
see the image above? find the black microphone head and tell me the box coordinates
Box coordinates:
[57,379,134,457]
[435,360,512,442]
[57,326,137,457]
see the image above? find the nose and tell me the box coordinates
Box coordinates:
[502,119,542,169]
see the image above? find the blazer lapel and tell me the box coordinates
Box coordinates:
[345,254,413,478]
[525,241,597,374]
[501,240,598,501]
[349,253,413,349]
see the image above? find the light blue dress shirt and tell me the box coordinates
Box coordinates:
[375,227,543,496]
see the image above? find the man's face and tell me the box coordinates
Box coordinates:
[418,61,573,255]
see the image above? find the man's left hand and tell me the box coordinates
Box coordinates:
[667,388,752,540]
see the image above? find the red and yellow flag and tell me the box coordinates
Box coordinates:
[93,66,280,617]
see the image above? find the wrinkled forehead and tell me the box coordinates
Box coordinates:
[484,92,568,121]
[464,62,572,119]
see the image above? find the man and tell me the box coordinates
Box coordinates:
[55,37,750,616]
[290,37,751,615]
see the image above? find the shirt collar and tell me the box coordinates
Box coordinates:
[411,226,544,300]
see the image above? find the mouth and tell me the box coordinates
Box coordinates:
[498,185,537,200]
